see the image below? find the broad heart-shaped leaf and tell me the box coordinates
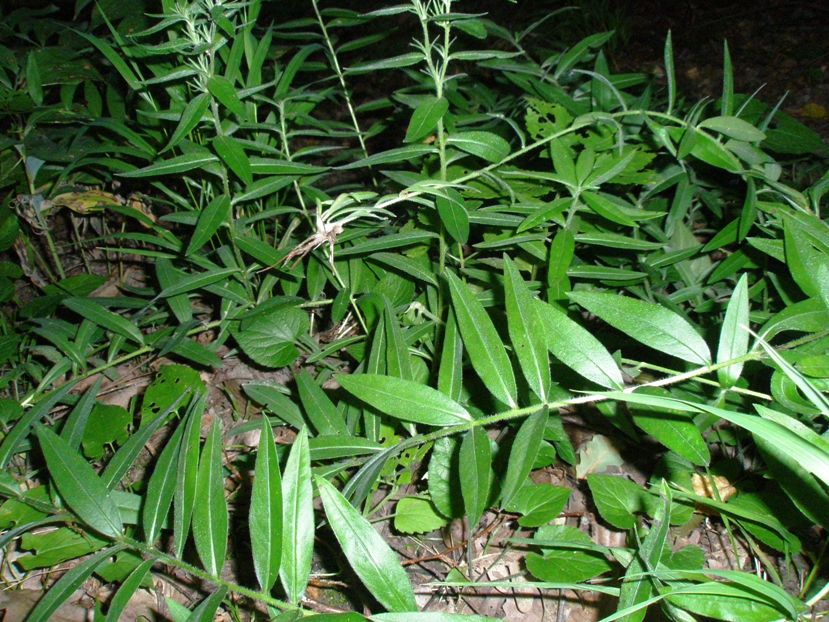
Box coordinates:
[436,189,470,245]
[445,271,517,408]
[186,194,231,256]
[500,409,548,508]
[394,497,448,534]
[568,291,711,366]
[316,476,417,612]
[587,474,656,530]
[338,374,472,427]
[716,273,750,388]
[428,436,463,519]
[27,544,125,622]
[459,427,492,527]
[281,427,314,604]
[233,304,309,368]
[193,420,228,577]
[503,257,550,401]
[404,96,448,143]
[250,417,282,592]
[35,426,123,538]
[447,131,510,163]
[63,297,143,344]
[534,300,623,389]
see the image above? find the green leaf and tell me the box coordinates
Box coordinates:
[586,474,654,530]
[212,135,253,185]
[505,483,570,527]
[436,189,470,245]
[186,195,231,256]
[459,427,492,527]
[35,426,123,538]
[405,96,448,143]
[120,153,219,178]
[664,31,676,114]
[338,374,472,427]
[186,587,229,622]
[250,418,282,592]
[26,53,42,105]
[143,418,185,544]
[568,291,711,365]
[428,437,463,519]
[141,364,202,426]
[296,369,347,436]
[281,427,314,604]
[193,420,228,577]
[445,271,517,408]
[698,116,765,142]
[372,615,499,622]
[207,74,245,117]
[394,497,448,534]
[105,558,155,622]
[447,131,510,163]
[716,273,750,388]
[316,476,418,612]
[63,297,143,344]
[500,409,548,508]
[163,93,210,153]
[630,396,710,466]
[504,258,550,401]
[526,526,611,583]
[337,145,437,170]
[28,545,125,622]
[437,313,464,402]
[78,32,140,90]
[535,300,624,389]
[174,393,204,557]
[554,31,614,79]
[233,305,308,369]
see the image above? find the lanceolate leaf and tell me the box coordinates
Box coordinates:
[459,427,492,527]
[187,586,229,622]
[163,92,209,153]
[186,194,231,256]
[568,291,711,365]
[500,408,548,508]
[447,131,510,163]
[281,427,314,604]
[212,135,253,185]
[250,417,282,593]
[404,96,448,143]
[35,426,123,538]
[193,420,228,577]
[28,545,126,622]
[316,476,417,612]
[437,313,464,402]
[338,374,472,427]
[445,271,517,408]
[716,273,750,388]
[105,558,155,622]
[143,419,186,544]
[63,297,143,344]
[535,300,623,389]
[296,369,347,435]
[174,391,206,558]
[503,257,550,401]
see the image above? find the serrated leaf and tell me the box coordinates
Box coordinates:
[535,300,624,389]
[447,131,510,163]
[394,497,448,534]
[405,96,448,143]
[35,426,123,538]
[193,420,228,577]
[500,409,548,508]
[281,427,314,604]
[504,258,550,401]
[716,273,750,388]
[569,291,711,365]
[316,476,417,612]
[459,427,491,527]
[63,297,143,344]
[338,374,472,427]
[445,271,517,408]
[250,417,282,592]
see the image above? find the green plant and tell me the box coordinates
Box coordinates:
[0,0,828,620]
